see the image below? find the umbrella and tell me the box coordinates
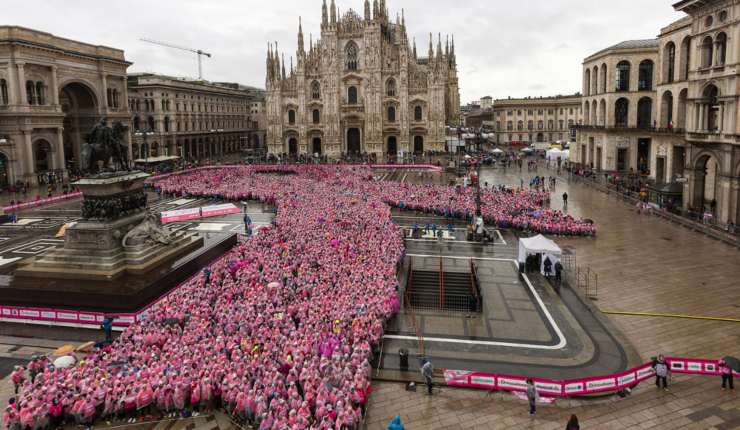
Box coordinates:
[521,148,534,153]
[723,356,740,372]
[75,341,96,353]
[53,344,75,356]
[491,148,504,154]
[53,355,76,369]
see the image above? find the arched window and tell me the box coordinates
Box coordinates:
[616,61,631,92]
[506,121,513,131]
[661,91,674,127]
[701,36,713,68]
[414,105,423,121]
[164,117,170,132]
[583,102,590,125]
[615,98,629,127]
[704,85,719,132]
[527,120,533,130]
[26,81,36,105]
[0,79,7,106]
[288,109,296,125]
[386,79,396,97]
[600,63,607,93]
[346,41,359,71]
[584,69,591,96]
[35,82,45,105]
[312,109,320,124]
[638,60,654,91]
[311,81,321,99]
[147,116,155,131]
[637,97,653,129]
[133,116,141,131]
[347,86,358,104]
[664,42,676,83]
[680,37,691,80]
[387,105,396,122]
[716,32,727,66]
[592,66,599,95]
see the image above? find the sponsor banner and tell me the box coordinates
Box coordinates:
[370,164,443,172]
[161,207,201,224]
[666,357,721,376]
[2,192,82,212]
[497,375,529,392]
[201,203,240,218]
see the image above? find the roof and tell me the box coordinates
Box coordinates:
[587,39,659,60]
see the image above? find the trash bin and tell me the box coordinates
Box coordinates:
[399,348,409,371]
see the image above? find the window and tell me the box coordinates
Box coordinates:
[346,41,359,70]
[517,110,522,115]
[288,109,296,125]
[387,105,396,122]
[133,116,141,131]
[559,108,563,115]
[164,117,170,132]
[148,116,155,131]
[527,120,533,130]
[26,81,35,105]
[638,60,654,91]
[517,120,523,131]
[538,121,544,130]
[665,42,676,83]
[311,81,321,99]
[705,15,713,28]
[616,61,631,91]
[507,121,513,131]
[414,105,423,121]
[312,109,320,124]
[386,79,396,97]
[701,36,714,68]
[528,109,533,115]
[548,120,553,130]
[35,82,45,105]
[637,97,652,128]
[716,33,727,66]
[348,86,358,104]
[537,109,543,115]
[507,110,512,116]
[615,98,629,127]
[1,79,8,105]
[559,120,564,129]
[495,121,501,131]
[719,10,728,22]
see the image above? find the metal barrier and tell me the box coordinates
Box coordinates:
[560,250,598,300]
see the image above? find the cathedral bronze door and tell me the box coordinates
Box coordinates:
[312,137,322,155]
[413,136,424,154]
[387,136,397,155]
[347,128,361,155]
[288,138,298,156]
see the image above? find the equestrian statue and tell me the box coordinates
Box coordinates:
[81,118,130,173]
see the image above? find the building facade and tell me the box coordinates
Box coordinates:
[127,74,265,162]
[488,95,582,145]
[0,26,131,186]
[573,0,740,224]
[265,0,460,158]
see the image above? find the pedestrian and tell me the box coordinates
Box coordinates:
[101,317,113,343]
[719,359,734,390]
[654,354,669,391]
[420,358,434,395]
[526,379,538,416]
[562,192,568,208]
[244,213,252,237]
[10,366,24,395]
[554,261,563,283]
[543,257,552,277]
[566,414,580,430]
[387,415,405,430]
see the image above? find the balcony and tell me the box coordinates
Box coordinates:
[573,124,686,135]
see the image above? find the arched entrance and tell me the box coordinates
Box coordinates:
[288,138,298,156]
[347,128,361,155]
[0,152,9,188]
[387,136,397,155]
[33,140,52,173]
[59,82,99,169]
[413,136,424,154]
[312,137,322,155]
[694,154,720,212]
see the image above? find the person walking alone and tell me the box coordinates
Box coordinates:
[654,355,669,391]
[526,379,538,416]
[566,414,580,430]
[562,192,568,208]
[420,359,434,395]
[719,359,735,390]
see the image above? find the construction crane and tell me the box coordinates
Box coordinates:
[140,38,212,80]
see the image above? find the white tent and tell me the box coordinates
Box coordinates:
[518,234,562,275]
[546,148,563,161]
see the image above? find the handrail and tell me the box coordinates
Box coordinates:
[439,257,445,310]
[402,259,425,356]
[469,259,482,312]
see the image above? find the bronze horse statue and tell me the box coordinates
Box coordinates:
[81,119,130,173]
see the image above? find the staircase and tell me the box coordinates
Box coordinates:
[406,266,480,313]
[407,270,440,310]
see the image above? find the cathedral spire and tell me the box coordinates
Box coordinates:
[372,0,378,20]
[290,55,294,75]
[401,8,405,27]
[298,17,305,54]
[445,35,449,57]
[413,38,417,60]
[322,0,328,28]
[436,33,443,59]
[330,0,336,25]
[281,53,286,80]
[428,33,433,60]
[364,0,370,21]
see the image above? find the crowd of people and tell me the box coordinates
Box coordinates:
[3,165,595,430]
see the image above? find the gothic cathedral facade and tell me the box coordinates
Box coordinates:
[265,0,460,158]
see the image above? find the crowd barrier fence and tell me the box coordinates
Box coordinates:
[2,192,82,212]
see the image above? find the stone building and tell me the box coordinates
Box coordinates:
[573,0,740,224]
[265,0,460,158]
[488,95,582,145]
[127,74,265,162]
[0,26,131,186]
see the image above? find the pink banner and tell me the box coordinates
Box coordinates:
[2,192,82,212]
[161,207,201,224]
[444,358,736,397]
[201,203,240,218]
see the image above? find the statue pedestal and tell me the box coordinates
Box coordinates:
[15,171,203,281]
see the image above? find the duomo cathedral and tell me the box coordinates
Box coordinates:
[265,0,460,157]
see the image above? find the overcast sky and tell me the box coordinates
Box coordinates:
[5,0,685,103]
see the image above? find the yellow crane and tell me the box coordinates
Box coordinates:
[140,38,212,80]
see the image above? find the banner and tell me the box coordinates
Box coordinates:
[2,192,82,212]
[160,207,201,224]
[201,203,240,218]
[444,359,737,398]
